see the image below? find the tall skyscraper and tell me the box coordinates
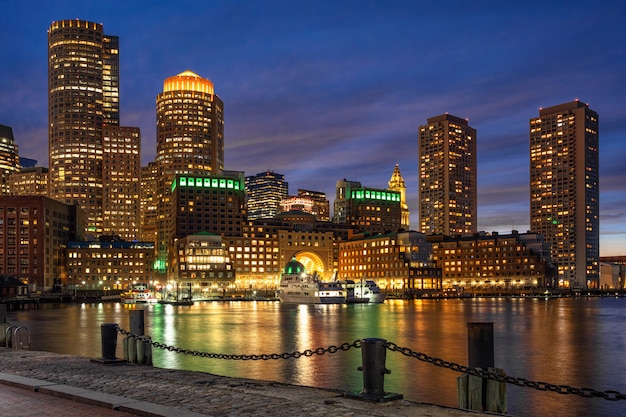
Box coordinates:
[140,162,158,243]
[530,100,599,288]
[155,70,225,267]
[245,171,288,220]
[388,164,410,229]
[102,125,141,241]
[0,124,20,195]
[48,19,120,234]
[418,114,477,236]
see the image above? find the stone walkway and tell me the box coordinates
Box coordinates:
[0,349,498,416]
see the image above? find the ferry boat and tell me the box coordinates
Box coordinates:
[277,258,345,304]
[120,283,158,304]
[339,279,387,304]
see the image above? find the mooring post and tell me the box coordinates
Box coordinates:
[360,338,388,398]
[128,309,152,365]
[91,323,126,365]
[348,338,402,402]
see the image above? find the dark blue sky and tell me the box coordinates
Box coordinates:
[1,0,625,255]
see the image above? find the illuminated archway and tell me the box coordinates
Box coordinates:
[294,251,326,276]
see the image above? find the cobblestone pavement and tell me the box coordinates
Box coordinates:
[0,383,136,417]
[0,349,498,416]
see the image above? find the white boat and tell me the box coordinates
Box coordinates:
[339,279,387,304]
[278,258,345,304]
[121,283,158,304]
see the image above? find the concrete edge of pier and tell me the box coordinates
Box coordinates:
[0,349,502,416]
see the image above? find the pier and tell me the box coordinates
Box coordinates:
[0,349,492,417]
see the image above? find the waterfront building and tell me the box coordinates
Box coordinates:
[599,256,626,289]
[140,162,158,244]
[170,232,235,298]
[530,100,599,288]
[338,231,440,293]
[418,114,477,236]
[277,229,335,281]
[0,125,20,195]
[8,167,49,196]
[388,164,410,229]
[333,179,402,235]
[0,196,84,291]
[102,125,141,241]
[48,19,120,235]
[245,171,288,220]
[66,239,155,291]
[168,173,247,277]
[223,233,280,293]
[280,189,330,222]
[155,70,224,269]
[429,231,554,291]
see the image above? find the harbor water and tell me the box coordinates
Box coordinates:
[7,297,626,417]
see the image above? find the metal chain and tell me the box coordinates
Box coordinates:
[116,326,361,360]
[116,326,625,401]
[384,342,626,401]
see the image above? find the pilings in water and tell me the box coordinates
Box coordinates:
[457,322,507,413]
[124,309,152,365]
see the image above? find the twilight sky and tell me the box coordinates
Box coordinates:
[1,0,625,255]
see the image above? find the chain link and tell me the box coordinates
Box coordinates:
[116,326,625,401]
[116,326,361,361]
[384,341,626,401]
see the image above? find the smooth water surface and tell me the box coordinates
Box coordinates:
[8,297,626,417]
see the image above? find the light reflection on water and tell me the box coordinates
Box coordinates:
[8,298,626,417]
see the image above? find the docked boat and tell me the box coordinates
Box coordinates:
[120,283,158,304]
[339,279,387,304]
[277,258,345,304]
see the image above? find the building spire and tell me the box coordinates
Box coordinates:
[388,164,410,229]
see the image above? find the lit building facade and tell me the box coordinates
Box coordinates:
[388,164,410,229]
[170,232,235,298]
[279,189,330,222]
[0,125,20,195]
[140,162,158,243]
[339,231,439,293]
[419,114,477,236]
[9,167,49,196]
[530,100,599,288]
[0,196,83,291]
[167,173,247,276]
[245,171,288,220]
[429,231,554,291]
[333,180,402,234]
[102,125,140,241]
[155,70,224,268]
[66,240,155,290]
[48,19,120,235]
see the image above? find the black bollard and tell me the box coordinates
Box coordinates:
[101,323,118,360]
[91,323,126,365]
[347,338,402,402]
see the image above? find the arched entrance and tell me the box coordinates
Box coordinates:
[293,251,327,277]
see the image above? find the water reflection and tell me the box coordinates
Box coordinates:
[8,298,626,417]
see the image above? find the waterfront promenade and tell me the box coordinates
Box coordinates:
[0,349,498,416]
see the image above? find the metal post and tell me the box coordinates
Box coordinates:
[347,338,402,402]
[91,323,125,365]
[101,323,118,360]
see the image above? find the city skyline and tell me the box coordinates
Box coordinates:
[1,1,625,255]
